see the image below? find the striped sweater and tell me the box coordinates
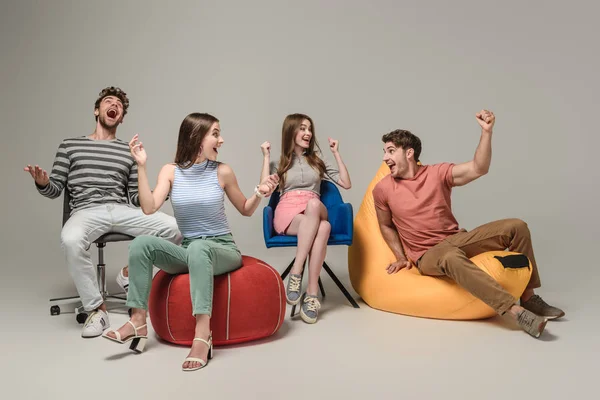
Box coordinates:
[37,137,140,212]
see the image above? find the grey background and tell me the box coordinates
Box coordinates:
[1,0,598,399]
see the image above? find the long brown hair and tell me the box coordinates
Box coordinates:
[277,113,326,190]
[174,113,219,169]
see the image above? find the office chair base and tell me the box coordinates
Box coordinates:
[322,261,360,309]
[49,291,129,323]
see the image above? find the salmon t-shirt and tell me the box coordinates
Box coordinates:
[372,163,461,262]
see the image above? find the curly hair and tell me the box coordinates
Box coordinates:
[94,86,129,121]
[382,129,422,162]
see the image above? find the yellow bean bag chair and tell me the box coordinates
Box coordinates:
[348,162,533,320]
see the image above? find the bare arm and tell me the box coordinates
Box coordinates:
[220,163,279,217]
[327,138,352,189]
[260,141,271,182]
[129,134,173,215]
[375,207,408,261]
[375,207,414,274]
[332,151,352,189]
[137,164,174,214]
[452,110,495,187]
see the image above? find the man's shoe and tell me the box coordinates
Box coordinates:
[116,267,129,294]
[81,309,110,338]
[516,309,548,338]
[522,295,565,320]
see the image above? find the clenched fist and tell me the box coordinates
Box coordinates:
[476,109,495,133]
[260,141,271,157]
[328,138,339,154]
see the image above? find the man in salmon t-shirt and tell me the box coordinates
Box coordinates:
[372,109,564,339]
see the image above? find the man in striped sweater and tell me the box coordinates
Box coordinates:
[24,87,181,338]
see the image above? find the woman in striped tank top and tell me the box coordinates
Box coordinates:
[103,113,279,371]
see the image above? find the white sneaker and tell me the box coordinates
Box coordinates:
[117,266,159,295]
[116,267,129,294]
[81,309,110,338]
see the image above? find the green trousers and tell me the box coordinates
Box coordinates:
[126,234,242,316]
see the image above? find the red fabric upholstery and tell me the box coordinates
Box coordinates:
[148,255,285,346]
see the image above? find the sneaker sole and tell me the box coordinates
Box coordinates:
[286,295,302,306]
[300,309,317,324]
[545,312,565,320]
[81,331,105,338]
[533,318,548,338]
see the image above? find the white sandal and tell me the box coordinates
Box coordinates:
[182,333,213,372]
[102,320,148,353]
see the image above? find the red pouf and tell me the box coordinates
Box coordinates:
[148,255,285,346]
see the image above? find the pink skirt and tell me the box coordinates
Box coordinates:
[273,190,320,234]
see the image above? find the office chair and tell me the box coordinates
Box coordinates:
[48,189,134,323]
[263,180,359,317]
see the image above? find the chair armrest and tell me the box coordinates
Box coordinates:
[263,206,275,244]
[328,203,353,235]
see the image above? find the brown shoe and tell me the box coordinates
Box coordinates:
[516,309,548,338]
[521,295,565,320]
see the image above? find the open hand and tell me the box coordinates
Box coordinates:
[129,134,147,166]
[386,258,415,274]
[476,109,495,133]
[258,174,279,197]
[24,165,50,187]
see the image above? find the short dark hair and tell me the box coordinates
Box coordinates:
[94,86,129,121]
[382,129,422,162]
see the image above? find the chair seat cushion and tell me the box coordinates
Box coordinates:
[95,233,135,243]
[266,233,352,247]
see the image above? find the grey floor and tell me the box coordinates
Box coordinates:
[4,266,596,400]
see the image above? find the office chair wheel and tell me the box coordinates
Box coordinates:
[50,305,60,316]
[76,312,88,324]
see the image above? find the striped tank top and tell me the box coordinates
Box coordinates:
[170,161,231,239]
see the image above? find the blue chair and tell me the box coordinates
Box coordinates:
[263,180,360,316]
